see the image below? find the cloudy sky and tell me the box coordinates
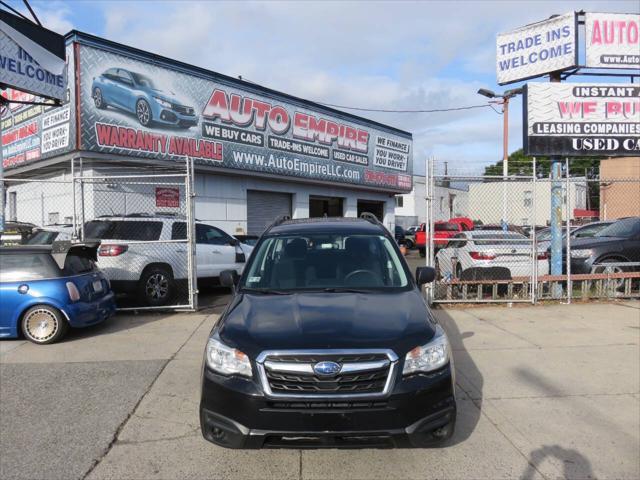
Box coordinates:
[15,0,640,175]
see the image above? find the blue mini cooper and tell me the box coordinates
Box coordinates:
[91,68,199,129]
[0,242,116,344]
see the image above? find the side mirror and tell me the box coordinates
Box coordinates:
[415,266,435,285]
[220,270,239,289]
[228,238,239,246]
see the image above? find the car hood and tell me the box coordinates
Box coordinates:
[218,289,436,358]
[148,88,182,104]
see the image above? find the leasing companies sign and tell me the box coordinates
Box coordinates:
[524,84,640,156]
[496,12,578,85]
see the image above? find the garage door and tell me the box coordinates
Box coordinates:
[247,190,292,235]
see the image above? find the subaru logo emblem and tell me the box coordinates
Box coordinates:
[313,361,341,376]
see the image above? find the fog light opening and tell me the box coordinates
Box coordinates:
[211,427,226,440]
[432,424,450,438]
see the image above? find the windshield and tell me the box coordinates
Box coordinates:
[27,231,60,245]
[594,218,640,238]
[130,72,156,88]
[241,234,409,292]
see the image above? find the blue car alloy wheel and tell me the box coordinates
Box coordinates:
[136,99,152,126]
[21,305,69,345]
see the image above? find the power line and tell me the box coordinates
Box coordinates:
[237,75,501,115]
[315,102,499,114]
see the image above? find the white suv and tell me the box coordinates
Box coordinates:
[84,215,251,306]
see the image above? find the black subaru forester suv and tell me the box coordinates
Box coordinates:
[200,216,456,448]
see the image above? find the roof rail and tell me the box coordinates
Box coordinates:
[263,215,291,234]
[359,212,382,225]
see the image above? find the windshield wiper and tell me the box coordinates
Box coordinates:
[320,287,372,293]
[240,288,292,295]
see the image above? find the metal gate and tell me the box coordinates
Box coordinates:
[247,190,292,235]
[3,158,197,311]
[423,157,640,304]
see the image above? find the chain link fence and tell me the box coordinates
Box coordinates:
[423,158,640,304]
[3,158,197,311]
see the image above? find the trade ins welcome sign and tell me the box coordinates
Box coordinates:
[496,12,578,85]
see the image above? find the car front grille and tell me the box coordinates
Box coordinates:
[172,104,195,115]
[257,350,397,399]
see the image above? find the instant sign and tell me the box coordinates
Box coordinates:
[523,83,640,156]
[585,12,640,69]
[496,12,578,85]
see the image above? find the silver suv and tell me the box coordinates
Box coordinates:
[84,214,251,306]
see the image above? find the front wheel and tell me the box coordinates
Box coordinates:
[139,267,174,306]
[93,87,107,109]
[21,305,69,344]
[419,248,426,258]
[591,260,626,290]
[404,239,415,249]
[136,99,152,126]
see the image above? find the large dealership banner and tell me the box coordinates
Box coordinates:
[78,45,412,192]
[585,13,640,69]
[497,12,577,85]
[1,44,75,170]
[523,83,640,156]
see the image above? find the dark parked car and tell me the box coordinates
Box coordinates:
[200,216,455,449]
[0,242,116,344]
[559,217,640,275]
[0,221,35,245]
[394,226,415,249]
[234,235,259,247]
[92,68,198,128]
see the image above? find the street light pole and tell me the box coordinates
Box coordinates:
[477,87,522,230]
[501,95,510,230]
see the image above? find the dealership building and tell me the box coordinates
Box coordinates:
[2,31,412,235]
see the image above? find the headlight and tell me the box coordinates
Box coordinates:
[403,325,450,375]
[205,337,252,377]
[570,249,592,259]
[153,96,172,108]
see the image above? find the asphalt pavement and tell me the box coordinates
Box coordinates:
[1,295,638,479]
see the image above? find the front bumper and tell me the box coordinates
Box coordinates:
[156,107,198,127]
[200,365,456,449]
[568,257,594,274]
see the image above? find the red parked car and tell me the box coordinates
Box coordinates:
[416,217,474,257]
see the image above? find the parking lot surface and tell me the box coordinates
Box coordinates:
[1,299,638,480]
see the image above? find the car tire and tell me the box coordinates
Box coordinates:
[419,248,426,258]
[21,305,69,344]
[139,266,174,307]
[93,87,107,109]
[591,258,626,290]
[136,99,152,127]
[455,263,463,280]
[404,239,415,249]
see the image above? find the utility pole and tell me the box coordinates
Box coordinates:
[549,71,563,297]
